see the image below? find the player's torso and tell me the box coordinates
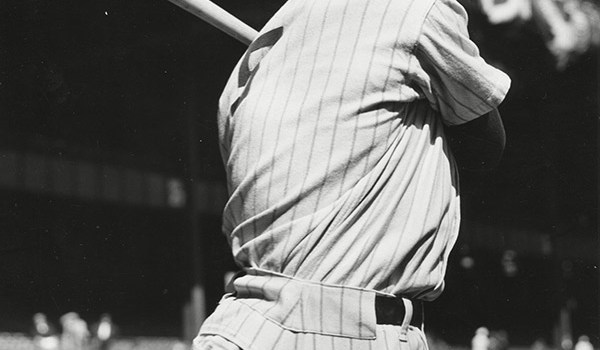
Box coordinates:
[217,0,458,299]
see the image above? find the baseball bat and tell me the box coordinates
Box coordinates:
[167,0,258,46]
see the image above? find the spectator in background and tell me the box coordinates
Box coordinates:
[562,337,575,350]
[60,312,90,350]
[472,327,491,350]
[531,338,551,350]
[489,330,510,350]
[479,0,533,24]
[91,313,118,350]
[427,331,452,350]
[479,0,600,70]
[30,313,59,350]
[574,335,594,350]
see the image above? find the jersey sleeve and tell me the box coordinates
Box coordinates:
[413,0,511,125]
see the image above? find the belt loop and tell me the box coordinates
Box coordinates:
[418,301,425,332]
[399,298,413,339]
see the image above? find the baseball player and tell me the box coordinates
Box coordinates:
[194,0,510,348]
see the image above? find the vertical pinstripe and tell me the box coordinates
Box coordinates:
[321,0,409,283]
[311,0,417,280]
[277,0,336,267]
[291,0,355,263]
[196,271,428,349]
[337,0,391,195]
[200,0,510,348]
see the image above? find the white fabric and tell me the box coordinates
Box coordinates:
[200,0,510,348]
[218,0,509,298]
[197,270,427,350]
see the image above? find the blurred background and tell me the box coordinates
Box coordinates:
[0,0,598,349]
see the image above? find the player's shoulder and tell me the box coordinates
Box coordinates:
[424,0,469,23]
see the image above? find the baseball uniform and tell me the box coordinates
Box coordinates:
[195,0,511,348]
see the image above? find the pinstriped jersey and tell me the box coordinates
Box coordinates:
[199,0,511,348]
[218,0,509,302]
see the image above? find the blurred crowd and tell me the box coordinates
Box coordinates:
[18,314,600,350]
[31,312,117,350]
[0,312,190,350]
[425,326,597,350]
[467,0,600,70]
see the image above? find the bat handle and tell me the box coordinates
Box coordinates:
[168,0,258,46]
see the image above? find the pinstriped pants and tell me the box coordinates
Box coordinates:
[193,269,429,350]
[195,326,428,349]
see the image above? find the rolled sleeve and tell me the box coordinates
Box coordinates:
[414,0,511,125]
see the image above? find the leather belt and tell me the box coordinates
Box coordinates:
[375,295,423,327]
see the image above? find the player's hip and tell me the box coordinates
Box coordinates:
[195,268,428,350]
[196,298,428,350]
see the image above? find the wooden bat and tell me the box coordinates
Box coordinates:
[167,0,259,46]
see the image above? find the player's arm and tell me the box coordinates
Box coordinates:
[413,0,510,171]
[444,108,506,171]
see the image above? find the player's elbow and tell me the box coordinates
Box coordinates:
[450,134,505,171]
[445,109,506,172]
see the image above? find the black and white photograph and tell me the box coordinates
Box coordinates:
[0,0,598,349]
